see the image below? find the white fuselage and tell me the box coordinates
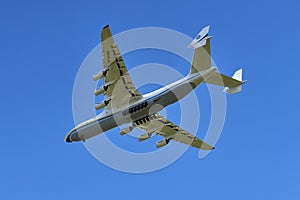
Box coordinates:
[65,68,216,142]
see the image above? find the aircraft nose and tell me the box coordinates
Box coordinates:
[65,133,73,143]
[65,130,81,143]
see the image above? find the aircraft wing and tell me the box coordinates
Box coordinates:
[136,113,214,150]
[99,25,142,112]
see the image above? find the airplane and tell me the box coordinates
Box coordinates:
[64,25,246,150]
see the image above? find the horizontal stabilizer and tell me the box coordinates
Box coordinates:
[223,69,245,94]
[204,69,245,94]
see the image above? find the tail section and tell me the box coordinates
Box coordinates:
[188,25,246,94]
[188,26,213,74]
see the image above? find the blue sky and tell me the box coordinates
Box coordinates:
[1,0,300,199]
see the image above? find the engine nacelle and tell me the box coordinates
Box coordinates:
[92,71,104,81]
[95,102,105,110]
[120,126,133,136]
[94,87,105,96]
[156,139,169,148]
[138,133,151,142]
[94,84,110,96]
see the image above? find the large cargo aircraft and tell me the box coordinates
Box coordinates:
[65,25,246,150]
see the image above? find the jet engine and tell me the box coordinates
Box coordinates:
[138,133,151,142]
[120,126,133,136]
[94,87,105,96]
[95,102,106,110]
[156,139,169,148]
[94,85,109,96]
[93,69,108,81]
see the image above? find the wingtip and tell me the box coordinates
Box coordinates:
[103,24,109,30]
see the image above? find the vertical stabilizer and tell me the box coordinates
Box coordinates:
[232,69,243,81]
[188,26,213,74]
